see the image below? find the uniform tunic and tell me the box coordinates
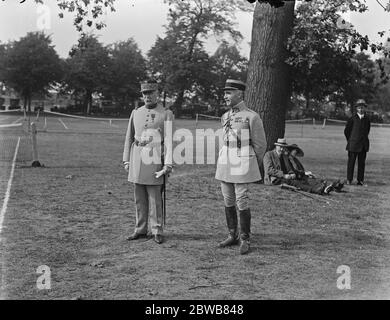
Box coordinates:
[215,101,267,184]
[123,104,173,185]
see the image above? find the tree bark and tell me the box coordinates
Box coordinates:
[85,89,92,114]
[246,1,295,151]
[163,91,167,109]
[173,90,184,117]
[305,91,310,110]
[28,94,31,112]
[23,95,27,111]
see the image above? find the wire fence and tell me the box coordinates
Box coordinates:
[0,122,32,162]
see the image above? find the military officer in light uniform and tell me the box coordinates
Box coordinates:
[123,80,174,244]
[215,79,267,254]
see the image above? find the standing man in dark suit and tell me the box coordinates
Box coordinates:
[344,99,371,186]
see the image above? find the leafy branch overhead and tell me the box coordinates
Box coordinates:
[35,0,116,32]
[286,0,390,107]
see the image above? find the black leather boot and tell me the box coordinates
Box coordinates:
[218,206,239,247]
[239,209,251,255]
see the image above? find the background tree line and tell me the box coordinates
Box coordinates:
[0,0,389,137]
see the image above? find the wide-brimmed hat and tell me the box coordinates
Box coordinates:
[140,80,158,93]
[223,79,246,91]
[274,138,288,147]
[355,99,367,107]
[286,143,304,157]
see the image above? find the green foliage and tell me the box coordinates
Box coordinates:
[103,39,147,105]
[64,35,147,112]
[1,32,63,105]
[372,56,390,111]
[0,42,6,82]
[164,0,247,45]
[147,35,190,95]
[330,53,378,108]
[207,41,248,105]
[287,0,389,106]
[35,0,116,32]
[149,0,249,111]
[64,34,110,111]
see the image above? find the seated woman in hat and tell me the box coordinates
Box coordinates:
[285,143,344,192]
[285,144,314,180]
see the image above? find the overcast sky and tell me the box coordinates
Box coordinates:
[0,0,389,59]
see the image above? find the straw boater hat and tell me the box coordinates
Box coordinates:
[223,79,246,91]
[140,80,158,93]
[286,143,304,157]
[274,138,288,147]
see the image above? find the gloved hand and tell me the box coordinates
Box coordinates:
[154,165,173,178]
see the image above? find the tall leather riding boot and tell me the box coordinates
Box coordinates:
[239,209,251,255]
[218,206,239,247]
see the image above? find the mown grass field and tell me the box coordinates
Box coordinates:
[0,112,389,300]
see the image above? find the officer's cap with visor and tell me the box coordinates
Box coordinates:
[140,80,158,94]
[222,79,246,91]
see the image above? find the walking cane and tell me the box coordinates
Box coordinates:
[280,183,335,204]
[155,168,167,226]
[163,174,166,226]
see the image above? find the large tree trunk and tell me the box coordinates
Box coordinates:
[246,1,295,151]
[173,90,185,117]
[85,89,92,114]
[163,91,167,109]
[28,94,32,112]
[305,91,310,110]
[23,95,27,111]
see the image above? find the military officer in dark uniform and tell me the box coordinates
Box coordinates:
[215,79,267,255]
[123,80,174,244]
[344,99,371,186]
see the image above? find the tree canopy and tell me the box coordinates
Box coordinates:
[103,39,147,107]
[64,34,110,113]
[0,32,63,111]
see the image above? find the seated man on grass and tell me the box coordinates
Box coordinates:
[263,138,334,195]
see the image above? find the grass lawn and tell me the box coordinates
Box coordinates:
[0,112,389,299]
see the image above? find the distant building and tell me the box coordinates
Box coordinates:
[0,85,21,110]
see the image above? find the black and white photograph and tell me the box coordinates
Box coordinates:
[0,0,389,304]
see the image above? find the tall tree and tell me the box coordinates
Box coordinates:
[147,35,190,108]
[158,0,249,115]
[287,0,361,110]
[246,0,390,150]
[104,39,147,108]
[208,41,248,106]
[343,53,378,106]
[0,42,6,82]
[35,0,390,133]
[246,1,295,151]
[1,32,63,111]
[64,34,110,114]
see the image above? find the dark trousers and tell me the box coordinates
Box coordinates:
[273,177,325,194]
[347,151,367,183]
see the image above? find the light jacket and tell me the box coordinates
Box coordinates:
[215,101,267,183]
[123,104,174,185]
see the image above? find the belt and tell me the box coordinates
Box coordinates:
[134,139,164,147]
[223,139,252,148]
[135,139,150,147]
